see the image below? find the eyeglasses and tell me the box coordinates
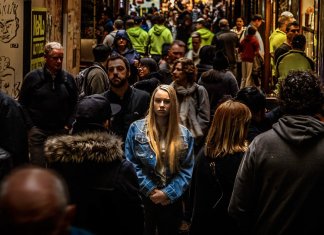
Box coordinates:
[138,65,148,70]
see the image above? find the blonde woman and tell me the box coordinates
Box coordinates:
[125,85,194,235]
[189,100,251,235]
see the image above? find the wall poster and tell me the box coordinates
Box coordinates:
[31,8,47,71]
[0,0,23,98]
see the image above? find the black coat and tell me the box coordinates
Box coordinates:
[132,72,162,96]
[45,131,144,235]
[18,66,78,130]
[0,92,29,168]
[190,149,243,235]
[198,69,238,119]
[103,86,150,140]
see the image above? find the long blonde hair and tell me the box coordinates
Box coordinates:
[205,100,251,158]
[146,85,182,173]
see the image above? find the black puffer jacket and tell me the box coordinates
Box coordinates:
[45,131,144,235]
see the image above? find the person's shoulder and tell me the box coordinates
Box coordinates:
[197,83,208,93]
[87,65,106,76]
[250,127,276,145]
[179,124,193,137]
[130,118,146,131]
[0,91,17,106]
[69,226,94,235]
[24,68,43,79]
[224,70,236,79]
[131,87,150,98]
[62,70,75,80]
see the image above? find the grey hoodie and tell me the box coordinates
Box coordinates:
[229,115,324,235]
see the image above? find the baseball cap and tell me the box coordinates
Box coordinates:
[76,94,121,124]
[194,18,205,24]
[281,11,294,18]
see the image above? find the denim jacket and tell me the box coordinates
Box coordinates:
[125,118,194,203]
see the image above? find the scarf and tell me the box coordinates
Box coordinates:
[172,82,203,138]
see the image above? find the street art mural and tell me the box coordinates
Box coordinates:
[0,1,19,43]
[0,56,18,98]
[0,0,23,98]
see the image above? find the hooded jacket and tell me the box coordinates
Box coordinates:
[127,26,149,55]
[188,28,214,50]
[229,115,324,235]
[45,131,144,235]
[148,24,173,56]
[112,30,141,65]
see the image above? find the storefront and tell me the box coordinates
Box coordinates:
[273,0,321,80]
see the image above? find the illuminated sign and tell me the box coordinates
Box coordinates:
[31,8,46,70]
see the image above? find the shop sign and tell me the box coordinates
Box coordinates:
[31,8,46,71]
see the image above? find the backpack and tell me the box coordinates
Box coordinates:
[75,64,105,100]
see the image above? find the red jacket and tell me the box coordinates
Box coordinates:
[239,35,259,62]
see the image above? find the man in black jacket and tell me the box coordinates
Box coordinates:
[212,18,239,77]
[18,41,78,166]
[102,54,150,140]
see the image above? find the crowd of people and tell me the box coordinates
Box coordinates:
[0,4,324,235]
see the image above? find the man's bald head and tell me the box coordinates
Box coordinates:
[0,166,73,235]
[219,18,229,29]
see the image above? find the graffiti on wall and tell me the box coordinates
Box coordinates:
[0,1,19,43]
[0,56,18,98]
[0,0,22,98]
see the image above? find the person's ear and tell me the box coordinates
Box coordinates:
[103,119,110,129]
[60,205,76,232]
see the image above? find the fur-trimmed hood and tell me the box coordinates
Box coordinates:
[45,132,124,164]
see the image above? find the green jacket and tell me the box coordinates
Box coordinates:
[188,28,214,50]
[127,26,149,55]
[275,49,315,92]
[148,24,173,56]
[269,29,286,53]
[269,28,286,76]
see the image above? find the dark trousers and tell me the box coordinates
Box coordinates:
[143,196,182,235]
[28,126,66,167]
[236,62,242,87]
